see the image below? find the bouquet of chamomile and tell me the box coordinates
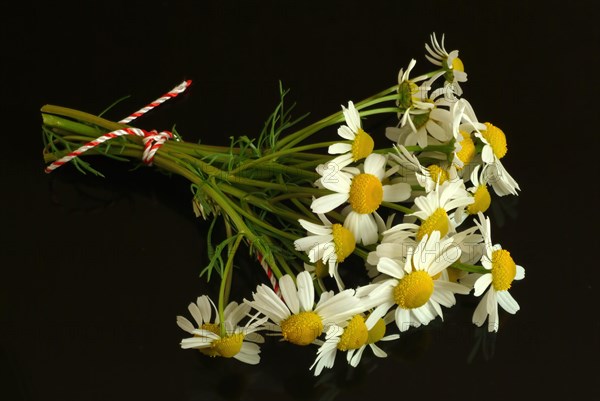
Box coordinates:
[41,33,524,375]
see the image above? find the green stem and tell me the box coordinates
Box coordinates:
[451,261,488,274]
[229,141,338,176]
[356,94,398,109]
[276,84,399,151]
[353,247,369,260]
[381,201,415,215]
[359,107,401,117]
[218,183,315,225]
[218,234,245,336]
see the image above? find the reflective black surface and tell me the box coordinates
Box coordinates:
[2,1,598,400]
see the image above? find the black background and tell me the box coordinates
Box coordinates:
[1,1,598,400]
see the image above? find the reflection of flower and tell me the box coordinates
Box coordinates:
[177,296,268,365]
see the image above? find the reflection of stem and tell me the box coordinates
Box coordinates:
[467,325,497,363]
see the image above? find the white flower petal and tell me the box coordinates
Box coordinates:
[328,142,353,155]
[279,275,300,315]
[345,212,379,246]
[515,265,525,280]
[296,271,315,311]
[377,257,403,279]
[497,290,520,314]
[188,302,204,328]
[295,234,332,252]
[337,125,356,140]
[176,316,195,334]
[311,193,349,213]
[473,274,493,297]
[298,219,332,235]
[383,183,411,202]
[363,153,386,179]
[472,293,487,328]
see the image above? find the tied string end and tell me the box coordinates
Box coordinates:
[45,80,191,174]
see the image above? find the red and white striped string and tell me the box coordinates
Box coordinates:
[118,80,191,124]
[46,78,282,296]
[44,80,192,174]
[256,252,281,297]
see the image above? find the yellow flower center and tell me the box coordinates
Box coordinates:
[416,207,449,241]
[456,131,475,167]
[482,122,507,159]
[393,271,434,309]
[200,323,220,334]
[349,173,383,214]
[427,164,449,185]
[314,260,329,279]
[467,185,491,215]
[281,311,323,346]
[452,57,465,72]
[491,249,517,291]
[211,333,245,358]
[351,128,374,161]
[367,318,386,344]
[196,323,221,357]
[337,315,369,351]
[332,223,356,262]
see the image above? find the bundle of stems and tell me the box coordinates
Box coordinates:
[41,82,411,294]
[41,34,524,372]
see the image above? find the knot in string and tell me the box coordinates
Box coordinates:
[141,129,174,166]
[45,80,191,174]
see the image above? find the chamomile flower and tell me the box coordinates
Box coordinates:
[445,225,485,284]
[311,153,411,246]
[454,165,493,226]
[294,213,356,290]
[303,262,329,293]
[390,144,459,194]
[347,310,400,367]
[327,101,375,168]
[469,213,525,332]
[310,308,399,375]
[410,179,474,240]
[244,271,366,346]
[425,33,467,95]
[364,231,469,332]
[387,86,454,148]
[395,59,436,114]
[177,296,268,365]
[366,219,418,274]
[471,122,520,196]
[449,99,484,171]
